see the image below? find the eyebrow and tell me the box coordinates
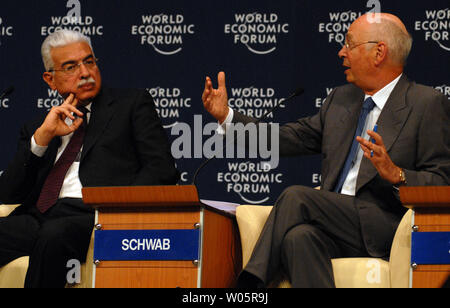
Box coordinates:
[61,54,94,68]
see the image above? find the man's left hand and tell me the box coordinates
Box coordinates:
[356,130,402,184]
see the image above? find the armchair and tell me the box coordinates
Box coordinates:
[236,205,413,288]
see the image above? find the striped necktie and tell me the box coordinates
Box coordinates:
[36,106,88,213]
[334,97,375,193]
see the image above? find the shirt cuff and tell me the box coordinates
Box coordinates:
[216,107,234,135]
[392,185,401,201]
[31,135,48,157]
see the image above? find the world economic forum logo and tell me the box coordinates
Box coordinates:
[224,12,289,55]
[0,17,14,46]
[228,86,285,118]
[131,14,195,55]
[40,0,104,36]
[415,8,450,52]
[146,87,192,129]
[318,11,364,46]
[318,1,382,47]
[217,161,283,204]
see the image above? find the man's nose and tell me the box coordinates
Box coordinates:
[338,45,347,59]
[79,63,90,77]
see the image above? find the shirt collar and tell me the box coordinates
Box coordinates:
[83,102,92,112]
[364,73,402,111]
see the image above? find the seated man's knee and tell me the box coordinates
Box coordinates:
[278,185,317,203]
[283,224,319,249]
[275,185,318,217]
[36,220,68,249]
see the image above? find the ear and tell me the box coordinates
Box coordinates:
[42,72,57,90]
[374,42,388,66]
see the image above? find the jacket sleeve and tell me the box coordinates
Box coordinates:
[404,93,450,186]
[0,121,46,204]
[130,90,180,185]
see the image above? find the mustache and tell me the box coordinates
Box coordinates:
[78,77,96,87]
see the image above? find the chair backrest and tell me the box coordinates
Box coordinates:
[236,205,273,268]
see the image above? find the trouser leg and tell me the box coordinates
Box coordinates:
[0,199,94,288]
[24,213,93,288]
[239,185,367,287]
[281,224,338,288]
[0,214,39,267]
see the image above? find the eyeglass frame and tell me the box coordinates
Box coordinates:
[48,57,99,74]
[344,41,379,50]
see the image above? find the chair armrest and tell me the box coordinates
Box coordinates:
[67,228,95,288]
[236,205,273,267]
[0,204,20,217]
[389,209,413,288]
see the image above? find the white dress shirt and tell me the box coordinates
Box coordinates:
[31,103,92,199]
[219,74,403,196]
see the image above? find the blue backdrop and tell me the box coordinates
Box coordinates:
[0,0,449,205]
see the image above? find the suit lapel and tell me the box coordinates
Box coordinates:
[356,75,412,193]
[322,89,365,191]
[80,87,117,162]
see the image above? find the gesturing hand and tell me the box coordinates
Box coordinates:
[202,71,229,124]
[34,93,85,146]
[356,130,402,184]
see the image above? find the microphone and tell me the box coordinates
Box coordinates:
[253,87,304,125]
[0,86,14,100]
[192,86,304,186]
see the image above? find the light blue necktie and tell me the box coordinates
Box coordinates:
[334,97,376,193]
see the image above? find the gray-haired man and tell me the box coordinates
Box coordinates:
[0,30,179,287]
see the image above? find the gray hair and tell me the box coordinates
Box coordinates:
[371,18,413,66]
[41,29,94,71]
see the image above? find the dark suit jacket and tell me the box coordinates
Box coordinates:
[233,75,449,257]
[0,87,179,214]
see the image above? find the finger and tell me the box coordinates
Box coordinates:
[55,105,76,118]
[205,76,212,88]
[361,144,377,159]
[357,136,378,157]
[359,142,371,153]
[62,93,75,105]
[71,97,79,108]
[367,130,384,146]
[356,136,372,148]
[70,117,84,131]
[356,141,376,160]
[204,97,212,110]
[363,150,373,160]
[202,78,211,102]
[64,117,83,134]
[218,71,226,90]
[60,103,84,117]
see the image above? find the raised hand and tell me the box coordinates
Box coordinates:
[202,71,229,123]
[356,130,402,184]
[34,93,85,146]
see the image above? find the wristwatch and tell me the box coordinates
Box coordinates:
[398,168,407,186]
[393,168,407,194]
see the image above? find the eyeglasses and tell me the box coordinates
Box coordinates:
[49,58,99,75]
[344,41,379,50]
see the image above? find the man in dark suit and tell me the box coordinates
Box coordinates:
[0,30,179,287]
[202,13,449,287]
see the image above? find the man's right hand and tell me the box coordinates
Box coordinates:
[34,93,84,146]
[202,71,229,124]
